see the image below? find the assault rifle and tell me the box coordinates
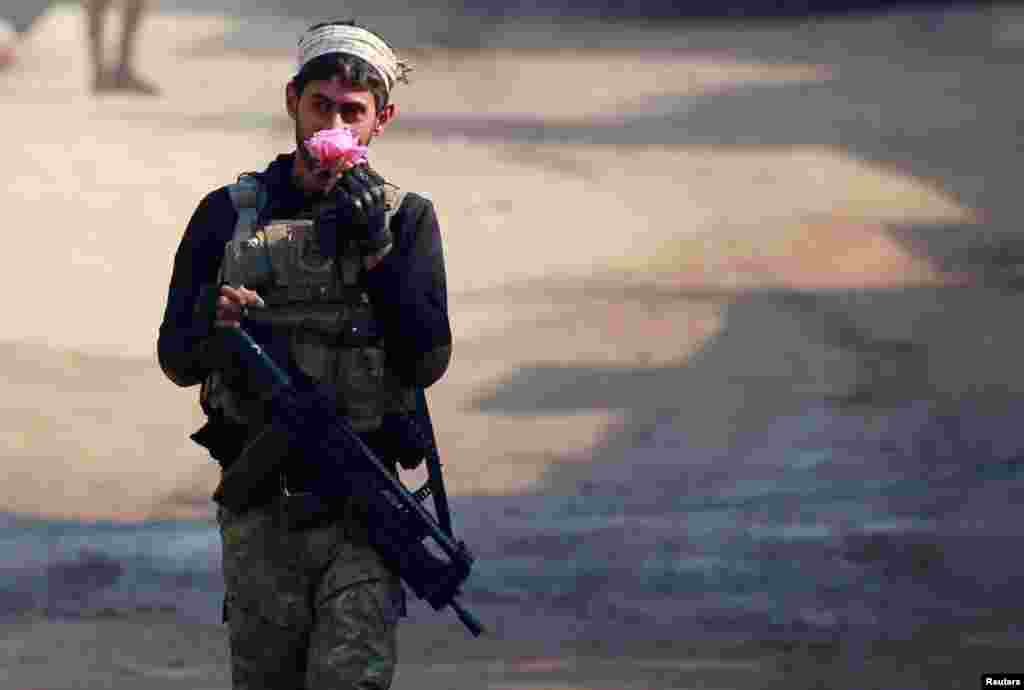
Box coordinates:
[209,324,484,637]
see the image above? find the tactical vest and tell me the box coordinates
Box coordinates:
[202,173,416,434]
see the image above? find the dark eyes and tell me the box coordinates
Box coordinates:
[314,100,363,118]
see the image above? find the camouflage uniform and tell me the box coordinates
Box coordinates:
[218,500,405,689]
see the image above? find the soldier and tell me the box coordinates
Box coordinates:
[0,17,16,71]
[157,20,452,689]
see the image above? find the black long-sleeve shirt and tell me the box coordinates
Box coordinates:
[157,153,452,392]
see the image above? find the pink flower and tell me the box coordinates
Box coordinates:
[303,127,369,168]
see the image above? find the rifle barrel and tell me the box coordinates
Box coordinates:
[451,599,485,637]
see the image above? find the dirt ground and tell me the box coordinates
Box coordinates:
[2,3,1023,688]
[0,4,979,522]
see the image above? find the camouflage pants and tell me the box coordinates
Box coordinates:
[217,500,404,689]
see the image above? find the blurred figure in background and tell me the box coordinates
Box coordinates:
[2,0,53,72]
[0,17,18,71]
[85,0,159,94]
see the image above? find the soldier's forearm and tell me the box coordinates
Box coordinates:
[157,326,209,387]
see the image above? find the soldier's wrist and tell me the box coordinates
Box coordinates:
[363,243,393,271]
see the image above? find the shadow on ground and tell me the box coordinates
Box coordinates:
[454,280,1024,685]
[437,11,1024,685]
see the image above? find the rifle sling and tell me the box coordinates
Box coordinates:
[417,388,453,538]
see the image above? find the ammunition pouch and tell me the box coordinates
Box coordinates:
[189,416,249,467]
[212,424,292,514]
[278,492,335,531]
[367,413,431,471]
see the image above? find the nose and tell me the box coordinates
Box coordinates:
[329,111,346,129]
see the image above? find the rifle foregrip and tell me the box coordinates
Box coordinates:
[219,327,292,397]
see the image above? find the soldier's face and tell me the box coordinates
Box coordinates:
[286,75,397,193]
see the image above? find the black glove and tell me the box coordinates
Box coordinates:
[316,165,391,257]
[370,413,430,470]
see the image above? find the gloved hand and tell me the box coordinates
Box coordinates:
[316,165,391,257]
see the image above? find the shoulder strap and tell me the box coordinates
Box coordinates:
[415,388,453,537]
[219,174,268,285]
[227,174,267,236]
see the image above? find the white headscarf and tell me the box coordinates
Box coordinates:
[296,24,411,93]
